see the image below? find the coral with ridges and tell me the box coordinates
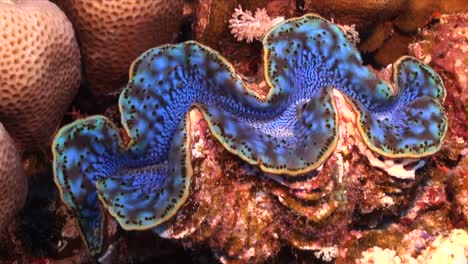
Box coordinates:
[0,0,81,149]
[53,0,184,95]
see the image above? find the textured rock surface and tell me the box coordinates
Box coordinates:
[394,0,468,33]
[0,0,81,149]
[53,0,184,95]
[0,122,27,231]
[448,151,468,225]
[409,13,468,138]
[153,109,353,262]
[393,0,441,33]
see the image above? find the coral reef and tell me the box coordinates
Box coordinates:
[51,14,447,260]
[302,0,467,67]
[0,122,27,232]
[0,0,81,149]
[52,0,184,95]
[336,127,467,263]
[0,1,463,262]
[364,1,467,66]
[301,0,468,67]
[409,13,468,138]
[416,229,468,263]
[357,247,401,264]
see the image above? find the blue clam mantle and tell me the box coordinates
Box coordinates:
[52,14,447,254]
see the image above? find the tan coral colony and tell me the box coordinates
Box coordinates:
[53,0,184,95]
[0,0,81,149]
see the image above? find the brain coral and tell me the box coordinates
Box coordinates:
[52,14,447,255]
[53,0,184,95]
[0,122,27,231]
[0,0,81,149]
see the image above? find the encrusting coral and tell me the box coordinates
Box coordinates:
[52,0,184,95]
[51,14,448,258]
[356,229,468,263]
[0,122,27,232]
[0,0,81,150]
[409,13,468,138]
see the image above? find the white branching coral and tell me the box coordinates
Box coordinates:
[229,5,284,43]
[357,247,402,264]
[314,246,339,262]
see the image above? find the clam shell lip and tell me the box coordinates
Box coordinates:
[51,13,447,255]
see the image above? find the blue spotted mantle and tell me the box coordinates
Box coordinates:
[52,14,447,255]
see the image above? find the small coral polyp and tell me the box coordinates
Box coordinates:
[52,14,447,255]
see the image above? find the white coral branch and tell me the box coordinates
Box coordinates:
[340,24,360,46]
[229,5,284,43]
[314,246,339,262]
